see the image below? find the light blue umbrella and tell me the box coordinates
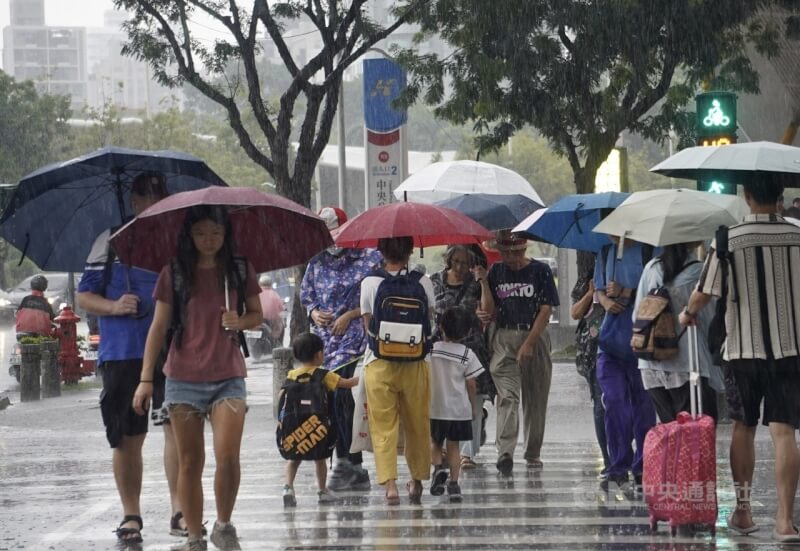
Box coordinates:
[512,192,629,252]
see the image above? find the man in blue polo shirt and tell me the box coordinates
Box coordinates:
[476,230,558,476]
[77,172,177,544]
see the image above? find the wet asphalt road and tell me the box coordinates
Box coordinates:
[0,331,789,550]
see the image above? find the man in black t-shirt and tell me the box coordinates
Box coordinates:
[476,231,559,476]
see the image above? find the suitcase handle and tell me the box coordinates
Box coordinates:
[687,324,702,419]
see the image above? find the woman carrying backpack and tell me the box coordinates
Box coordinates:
[132,205,263,551]
[633,242,723,423]
[360,236,435,505]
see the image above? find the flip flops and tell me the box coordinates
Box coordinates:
[772,526,800,543]
[726,512,759,536]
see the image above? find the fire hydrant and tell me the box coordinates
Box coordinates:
[54,305,84,384]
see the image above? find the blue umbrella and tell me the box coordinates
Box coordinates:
[0,147,227,271]
[512,192,629,252]
[435,193,544,231]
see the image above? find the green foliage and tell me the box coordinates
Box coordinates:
[64,100,269,188]
[0,70,71,184]
[19,335,57,345]
[398,0,787,193]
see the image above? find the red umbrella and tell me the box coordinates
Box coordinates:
[110,186,332,273]
[333,202,493,249]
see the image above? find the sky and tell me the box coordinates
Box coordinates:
[0,0,116,29]
[0,0,234,67]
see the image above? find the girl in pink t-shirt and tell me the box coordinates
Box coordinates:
[133,205,262,551]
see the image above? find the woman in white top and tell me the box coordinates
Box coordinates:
[634,243,723,423]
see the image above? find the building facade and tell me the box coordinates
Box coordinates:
[3,0,88,108]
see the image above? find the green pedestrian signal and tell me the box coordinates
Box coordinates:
[697,180,736,195]
[695,91,738,195]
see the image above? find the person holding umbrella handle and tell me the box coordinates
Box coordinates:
[77,172,177,544]
[133,205,262,551]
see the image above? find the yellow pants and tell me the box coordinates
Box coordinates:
[365,358,431,484]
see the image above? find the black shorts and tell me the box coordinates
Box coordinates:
[430,419,473,445]
[723,357,800,428]
[99,359,151,447]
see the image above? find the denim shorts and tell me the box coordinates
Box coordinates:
[164,377,247,416]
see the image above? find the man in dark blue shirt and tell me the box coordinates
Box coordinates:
[476,230,558,476]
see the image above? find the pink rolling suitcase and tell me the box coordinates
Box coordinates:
[642,325,718,536]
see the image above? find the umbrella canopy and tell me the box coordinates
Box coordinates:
[392,160,544,204]
[650,141,800,186]
[435,193,544,231]
[0,146,227,272]
[592,188,749,247]
[512,192,629,252]
[110,186,332,273]
[333,202,493,249]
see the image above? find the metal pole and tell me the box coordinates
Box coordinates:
[337,83,346,209]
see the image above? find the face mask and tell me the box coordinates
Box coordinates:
[327,246,344,256]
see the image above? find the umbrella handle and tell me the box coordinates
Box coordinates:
[224,275,231,311]
[18,233,30,267]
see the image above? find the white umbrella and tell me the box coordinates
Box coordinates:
[650,141,800,186]
[393,160,544,204]
[592,188,749,247]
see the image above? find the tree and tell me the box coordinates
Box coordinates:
[0,71,71,184]
[398,1,786,194]
[0,70,71,288]
[115,0,421,207]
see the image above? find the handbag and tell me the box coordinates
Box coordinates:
[597,299,637,363]
[708,226,733,365]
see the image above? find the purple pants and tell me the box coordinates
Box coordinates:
[596,352,656,478]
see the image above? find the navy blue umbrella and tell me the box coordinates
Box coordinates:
[0,147,227,271]
[512,192,629,252]
[435,193,544,231]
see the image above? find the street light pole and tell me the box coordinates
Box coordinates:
[337,77,346,210]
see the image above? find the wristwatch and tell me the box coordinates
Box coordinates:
[682,307,696,319]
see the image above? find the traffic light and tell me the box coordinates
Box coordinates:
[695,91,738,194]
[696,92,737,146]
[696,180,736,195]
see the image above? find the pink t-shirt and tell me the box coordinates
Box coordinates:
[155,261,261,382]
[259,288,284,322]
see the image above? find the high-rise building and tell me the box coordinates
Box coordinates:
[85,10,177,114]
[10,0,44,26]
[3,0,88,108]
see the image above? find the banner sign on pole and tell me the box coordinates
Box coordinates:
[363,58,408,208]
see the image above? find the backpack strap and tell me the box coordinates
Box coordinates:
[232,256,250,358]
[715,225,737,303]
[310,368,328,386]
